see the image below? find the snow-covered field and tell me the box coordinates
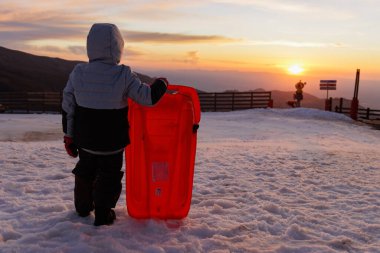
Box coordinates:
[1,109,379,253]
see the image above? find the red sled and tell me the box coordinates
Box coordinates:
[126,84,201,219]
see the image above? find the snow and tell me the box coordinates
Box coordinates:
[0,114,61,142]
[1,108,380,253]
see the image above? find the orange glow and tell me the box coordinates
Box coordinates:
[288,65,304,75]
[2,1,380,81]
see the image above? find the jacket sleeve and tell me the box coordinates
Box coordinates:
[62,76,76,137]
[124,67,167,106]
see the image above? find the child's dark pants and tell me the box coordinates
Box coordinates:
[72,149,124,216]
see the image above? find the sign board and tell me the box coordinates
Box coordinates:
[320,80,337,90]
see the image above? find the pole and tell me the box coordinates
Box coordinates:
[325,89,330,111]
[350,69,360,120]
[355,69,360,98]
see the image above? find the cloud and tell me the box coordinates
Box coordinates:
[0,4,98,44]
[211,0,355,19]
[0,1,232,49]
[0,0,206,26]
[213,0,309,12]
[0,22,87,41]
[184,51,199,64]
[120,0,206,20]
[26,45,66,53]
[170,51,200,65]
[123,47,146,58]
[1,22,236,48]
[245,40,346,48]
[0,4,95,25]
[68,46,86,55]
[65,45,146,60]
[124,30,236,44]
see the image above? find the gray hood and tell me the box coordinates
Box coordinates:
[86,23,124,64]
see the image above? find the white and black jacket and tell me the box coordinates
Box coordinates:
[62,23,166,153]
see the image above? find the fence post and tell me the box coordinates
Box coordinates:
[231,93,235,111]
[43,92,46,113]
[339,98,343,113]
[366,108,370,120]
[27,92,30,113]
[214,93,217,112]
[9,93,13,113]
[250,92,253,109]
[350,69,360,120]
[350,98,359,120]
[60,91,63,113]
[325,97,332,111]
[268,93,274,108]
[329,97,333,111]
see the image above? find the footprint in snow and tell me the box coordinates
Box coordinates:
[45,174,68,180]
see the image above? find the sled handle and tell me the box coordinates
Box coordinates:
[167,84,201,124]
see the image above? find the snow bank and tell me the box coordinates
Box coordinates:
[0,109,379,252]
[0,114,61,142]
[271,108,353,122]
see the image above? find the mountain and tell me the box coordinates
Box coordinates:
[0,46,153,92]
[1,46,375,110]
[271,90,324,109]
[145,69,380,109]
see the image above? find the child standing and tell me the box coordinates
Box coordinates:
[62,23,168,226]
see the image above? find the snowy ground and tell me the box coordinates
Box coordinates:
[1,108,380,253]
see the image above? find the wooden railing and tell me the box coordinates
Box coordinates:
[0,91,273,113]
[0,92,62,113]
[198,91,272,112]
[334,98,380,120]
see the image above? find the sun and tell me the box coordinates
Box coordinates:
[288,65,304,75]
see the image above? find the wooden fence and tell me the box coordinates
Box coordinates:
[198,91,273,112]
[0,91,273,113]
[333,98,380,120]
[0,92,62,113]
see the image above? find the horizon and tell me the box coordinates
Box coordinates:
[1,0,379,107]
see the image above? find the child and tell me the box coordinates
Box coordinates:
[62,23,168,226]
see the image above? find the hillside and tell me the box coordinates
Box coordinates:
[0,46,153,92]
[271,90,361,111]
[271,90,324,109]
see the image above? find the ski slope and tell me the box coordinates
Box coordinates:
[0,108,379,253]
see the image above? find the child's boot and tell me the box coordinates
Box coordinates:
[94,208,116,226]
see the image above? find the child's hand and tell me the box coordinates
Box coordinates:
[64,136,78,158]
[156,77,169,87]
[150,78,169,104]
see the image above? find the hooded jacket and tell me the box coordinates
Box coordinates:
[62,23,166,153]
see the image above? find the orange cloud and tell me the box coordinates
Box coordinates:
[124,31,237,44]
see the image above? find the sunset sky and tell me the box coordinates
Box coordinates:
[1,0,380,99]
